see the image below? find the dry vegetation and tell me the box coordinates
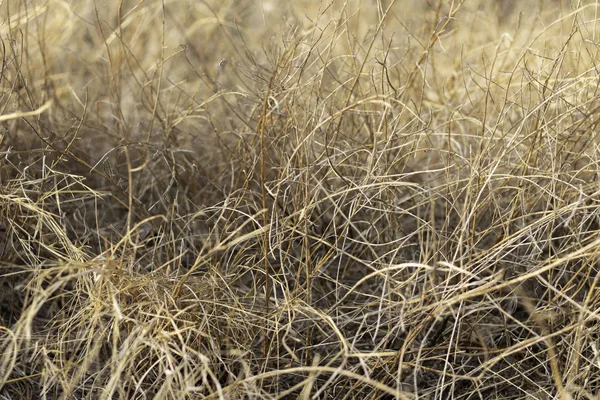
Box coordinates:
[2,0,600,398]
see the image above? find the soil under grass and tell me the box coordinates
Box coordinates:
[1,0,599,398]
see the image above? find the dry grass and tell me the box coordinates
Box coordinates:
[1,0,600,398]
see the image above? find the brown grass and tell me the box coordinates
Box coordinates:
[1,0,600,398]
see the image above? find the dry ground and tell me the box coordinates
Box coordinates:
[1,0,600,398]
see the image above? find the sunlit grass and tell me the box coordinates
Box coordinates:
[1,0,599,398]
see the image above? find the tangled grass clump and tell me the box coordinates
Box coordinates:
[2,0,600,398]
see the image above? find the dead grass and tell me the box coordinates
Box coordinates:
[1,0,600,398]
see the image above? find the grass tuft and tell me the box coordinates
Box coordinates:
[2,0,600,398]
